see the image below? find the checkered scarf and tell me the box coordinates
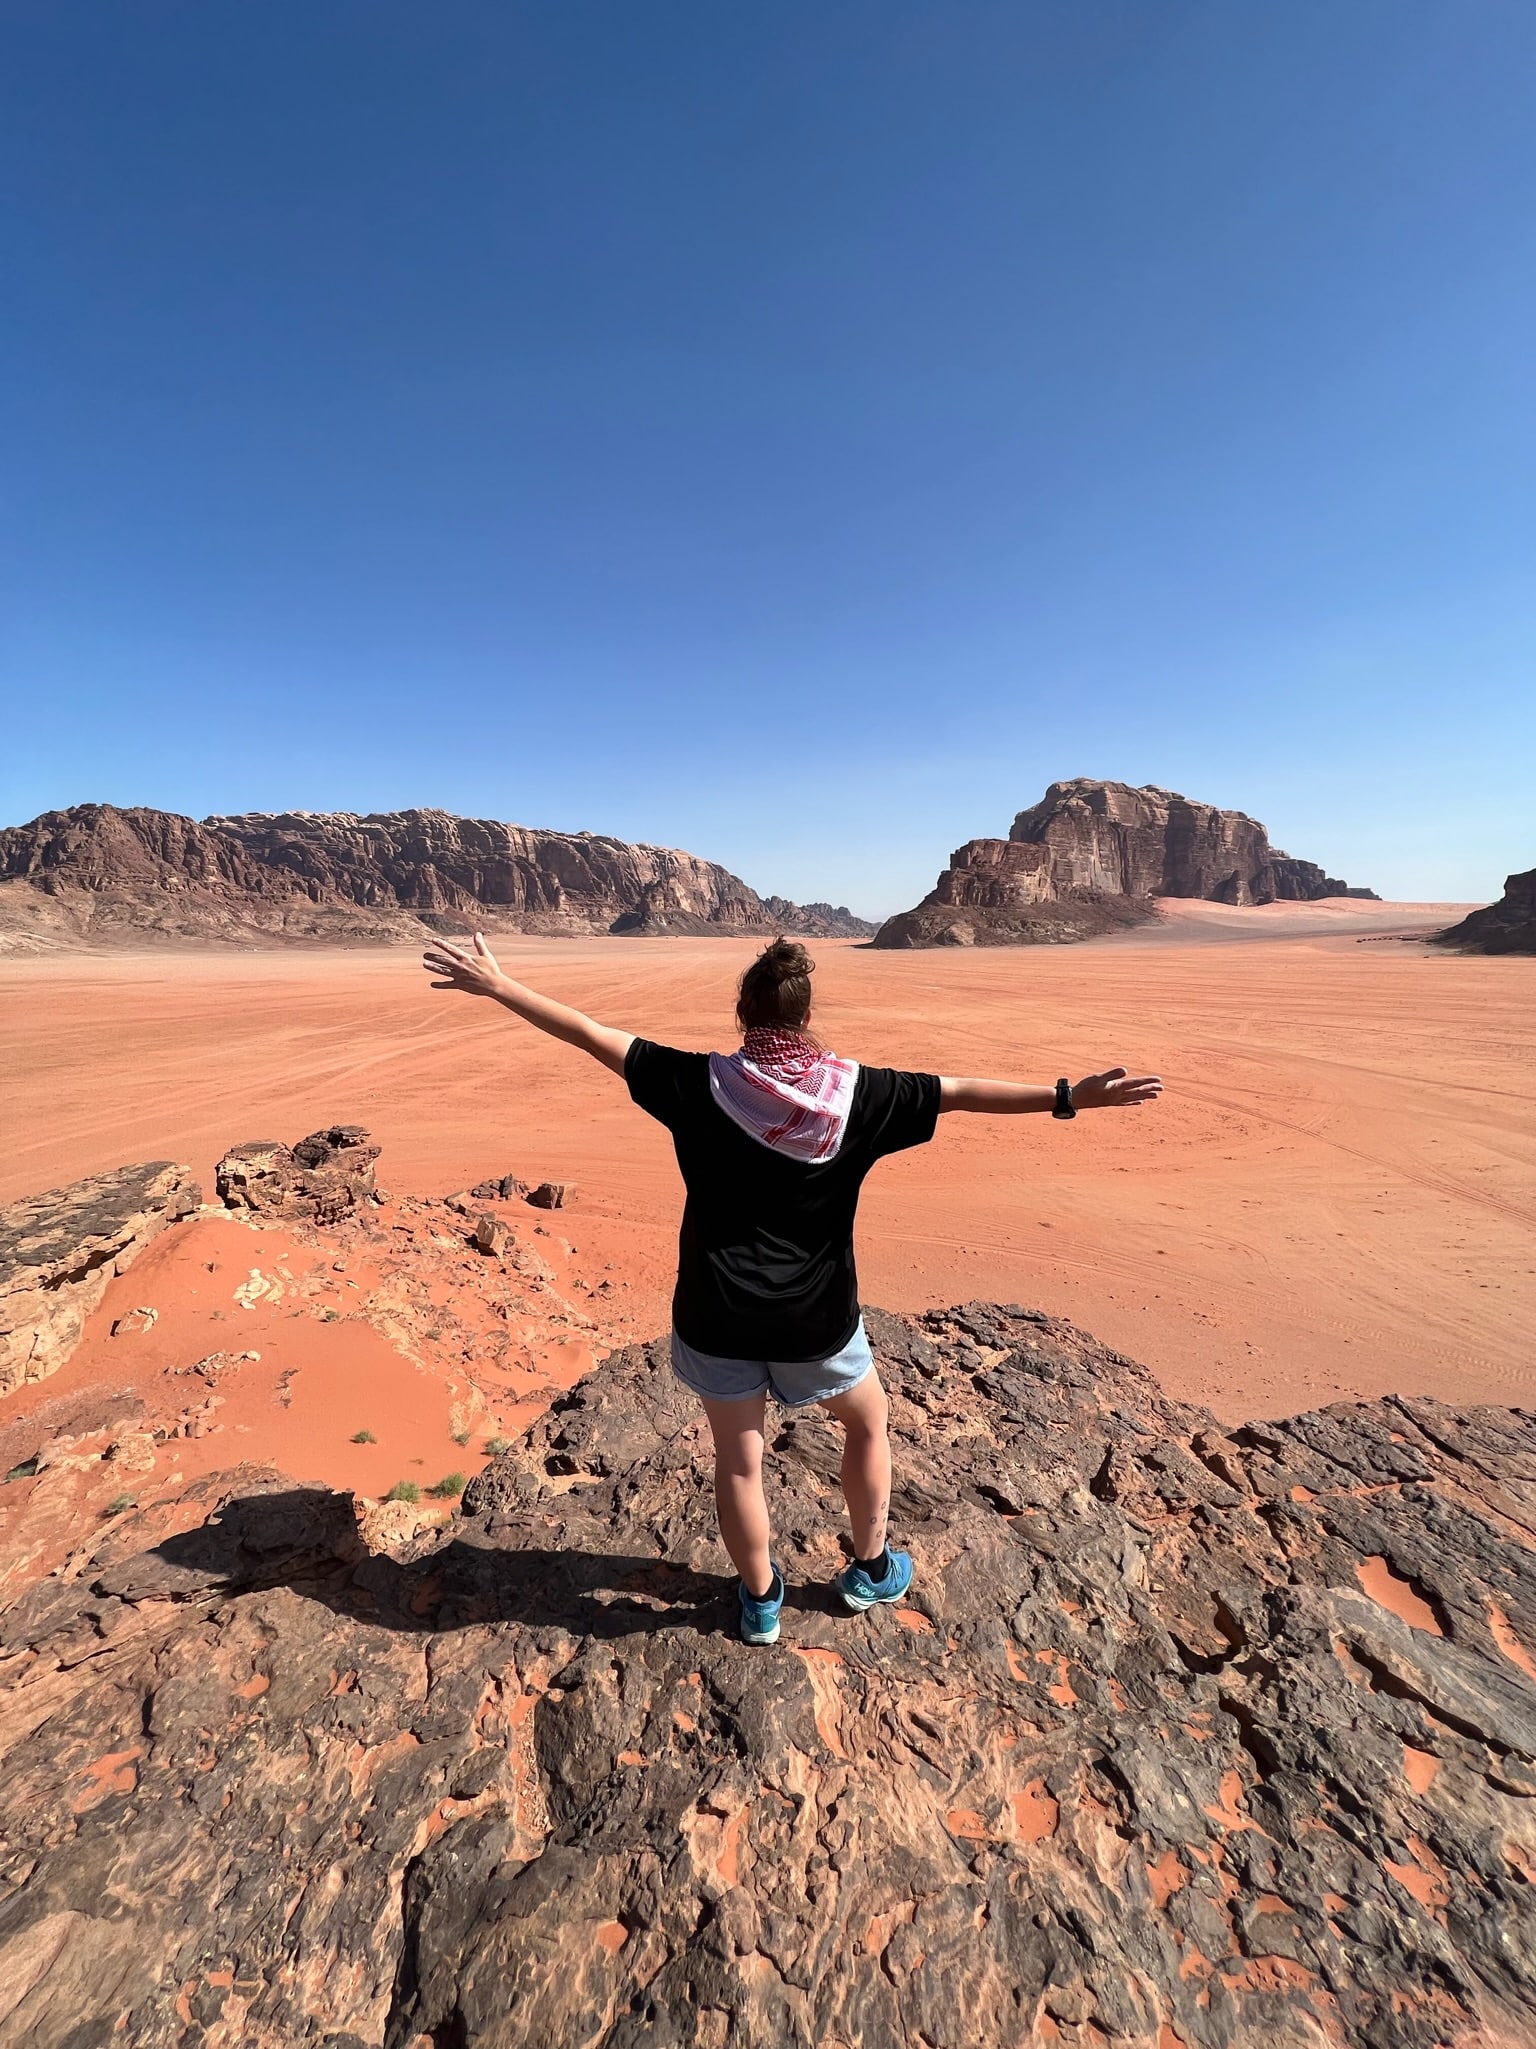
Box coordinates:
[708,1027,859,1163]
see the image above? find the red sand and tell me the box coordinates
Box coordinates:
[2,899,1532,1445]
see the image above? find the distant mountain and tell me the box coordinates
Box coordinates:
[0,804,874,953]
[1431,868,1535,955]
[873,779,1377,949]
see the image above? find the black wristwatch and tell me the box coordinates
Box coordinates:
[1052,1077,1077,1120]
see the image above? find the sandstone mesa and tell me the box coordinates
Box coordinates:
[1432,867,1536,956]
[873,778,1378,949]
[0,804,874,954]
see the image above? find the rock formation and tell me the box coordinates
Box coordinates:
[214,1124,382,1227]
[0,1162,199,1395]
[1432,868,1536,956]
[0,804,873,952]
[874,780,1377,948]
[1,1302,1532,2046]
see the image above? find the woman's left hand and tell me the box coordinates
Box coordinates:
[1071,1067,1163,1108]
[423,932,507,999]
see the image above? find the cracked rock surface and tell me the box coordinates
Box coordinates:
[1,1303,1533,2047]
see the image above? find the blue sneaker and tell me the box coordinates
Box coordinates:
[836,1548,915,1612]
[739,1564,785,1645]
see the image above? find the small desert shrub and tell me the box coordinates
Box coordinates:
[424,1328,443,1342]
[322,1308,342,1323]
[4,1457,39,1484]
[103,1493,137,1517]
[428,1472,466,1499]
[351,1429,377,1444]
[386,1480,421,1504]
[451,1429,471,1446]
[484,1437,511,1457]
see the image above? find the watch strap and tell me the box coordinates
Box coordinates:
[1053,1077,1076,1120]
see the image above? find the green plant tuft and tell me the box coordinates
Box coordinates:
[451,1429,471,1446]
[351,1429,377,1444]
[428,1472,467,1499]
[484,1437,511,1457]
[385,1480,421,1504]
[103,1493,137,1517]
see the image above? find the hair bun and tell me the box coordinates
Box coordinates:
[764,938,813,980]
[736,937,816,1031]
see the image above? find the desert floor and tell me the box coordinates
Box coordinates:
[4,897,1531,1434]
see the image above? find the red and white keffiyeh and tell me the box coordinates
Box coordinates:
[708,1027,859,1164]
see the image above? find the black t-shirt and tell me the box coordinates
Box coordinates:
[625,1039,941,1362]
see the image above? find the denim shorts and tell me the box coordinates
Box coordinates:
[670,1317,874,1410]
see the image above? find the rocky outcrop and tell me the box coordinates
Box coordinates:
[1433,869,1536,956]
[214,1125,382,1226]
[0,804,874,951]
[2,1302,1532,2047]
[875,780,1377,947]
[0,1163,200,1395]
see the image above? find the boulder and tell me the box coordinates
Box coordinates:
[215,1125,380,1226]
[473,1215,510,1257]
[0,1162,199,1394]
[1432,868,1536,955]
[1,1304,1532,2046]
[875,780,1377,947]
[526,1180,575,1210]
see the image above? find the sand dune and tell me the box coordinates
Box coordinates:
[1,901,1530,1429]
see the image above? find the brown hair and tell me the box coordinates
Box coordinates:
[736,937,815,1032]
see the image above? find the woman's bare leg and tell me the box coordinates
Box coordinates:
[821,1369,891,1560]
[699,1391,774,1596]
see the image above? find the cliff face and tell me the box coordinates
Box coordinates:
[1432,868,1536,956]
[874,780,1376,948]
[1,1297,1533,2047]
[0,804,873,950]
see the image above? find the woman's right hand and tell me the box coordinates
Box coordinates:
[1070,1067,1164,1109]
[423,931,507,999]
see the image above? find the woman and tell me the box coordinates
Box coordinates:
[423,932,1162,1645]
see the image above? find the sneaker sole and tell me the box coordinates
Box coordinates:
[838,1582,910,1613]
[741,1620,781,1644]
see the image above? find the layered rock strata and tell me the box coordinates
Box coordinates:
[214,1124,382,1226]
[1,1303,1532,2046]
[875,779,1376,947]
[0,804,872,951]
[1433,868,1536,956]
[0,1163,200,1395]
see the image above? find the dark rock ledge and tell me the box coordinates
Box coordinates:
[1,1304,1533,2048]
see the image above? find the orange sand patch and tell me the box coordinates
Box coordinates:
[71,1746,143,1813]
[2,917,1528,1423]
[1147,1848,1188,1908]
[0,1189,615,1578]
[1488,1602,1536,1682]
[1384,1835,1452,1910]
[1356,1556,1445,1634]
[1011,1779,1059,1843]
[792,1645,850,1758]
[1402,1745,1442,1794]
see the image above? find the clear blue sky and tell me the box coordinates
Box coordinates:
[3,3,1532,914]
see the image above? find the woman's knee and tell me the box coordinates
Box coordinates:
[829,1373,888,1441]
[713,1433,765,1482]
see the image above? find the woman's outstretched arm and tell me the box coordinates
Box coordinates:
[422,934,635,1076]
[939,1068,1163,1114]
